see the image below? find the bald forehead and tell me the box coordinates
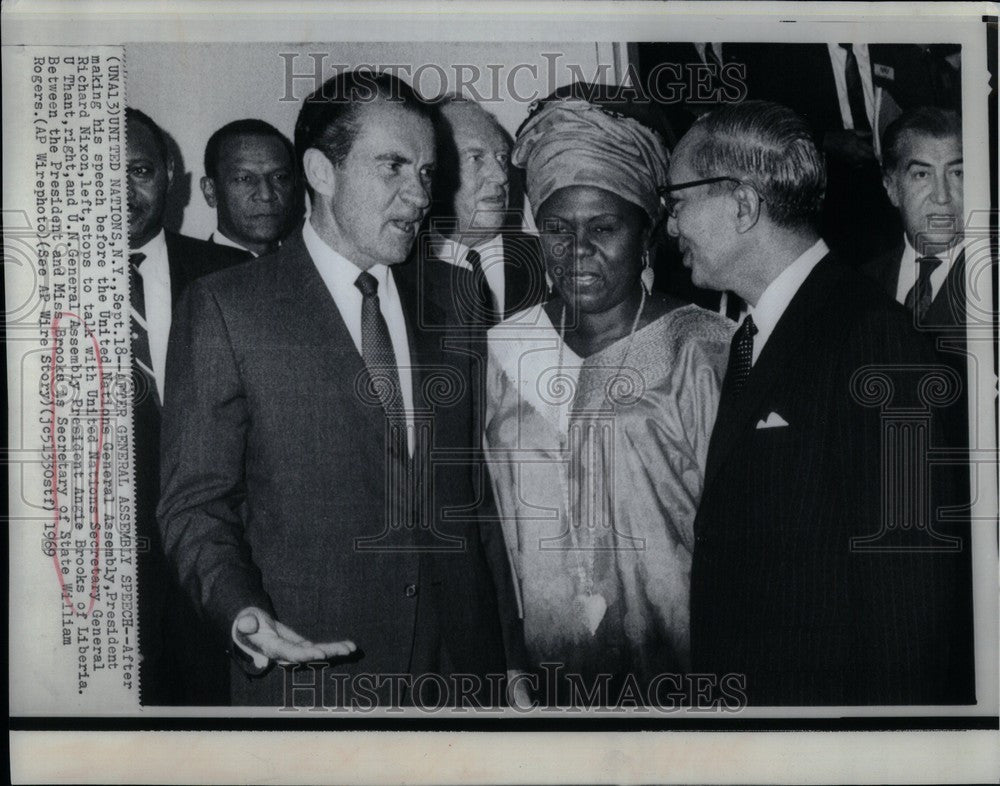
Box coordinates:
[442,102,508,148]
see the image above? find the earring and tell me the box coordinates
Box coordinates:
[640,251,654,295]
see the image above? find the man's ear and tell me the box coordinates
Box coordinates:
[165,156,175,189]
[303,148,337,198]
[200,176,217,208]
[882,171,901,209]
[733,183,761,234]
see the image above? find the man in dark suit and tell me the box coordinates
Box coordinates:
[865,107,965,360]
[422,96,546,326]
[126,107,249,704]
[158,71,518,708]
[200,119,300,258]
[665,100,974,706]
[729,43,961,265]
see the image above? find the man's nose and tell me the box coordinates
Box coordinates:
[666,212,680,238]
[400,172,431,209]
[486,156,509,187]
[931,171,952,205]
[255,176,276,202]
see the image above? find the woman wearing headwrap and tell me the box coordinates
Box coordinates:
[483,93,733,703]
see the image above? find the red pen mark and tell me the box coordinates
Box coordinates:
[48,311,105,617]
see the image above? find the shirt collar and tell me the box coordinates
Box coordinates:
[213,230,255,257]
[429,232,503,266]
[302,218,389,290]
[749,238,829,347]
[901,233,963,268]
[133,229,170,282]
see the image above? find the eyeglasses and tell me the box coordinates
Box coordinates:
[658,176,756,217]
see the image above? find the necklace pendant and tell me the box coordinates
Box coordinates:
[576,593,607,636]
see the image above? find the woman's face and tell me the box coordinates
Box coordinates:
[536,185,649,314]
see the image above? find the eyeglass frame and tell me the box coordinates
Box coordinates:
[658,176,763,217]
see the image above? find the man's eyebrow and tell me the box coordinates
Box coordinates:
[905,157,964,169]
[374,152,412,164]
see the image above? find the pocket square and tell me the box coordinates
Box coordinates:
[756,412,789,429]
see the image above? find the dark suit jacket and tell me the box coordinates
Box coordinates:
[415,230,547,326]
[136,230,250,706]
[863,242,967,337]
[863,242,969,454]
[690,255,975,706]
[158,229,513,707]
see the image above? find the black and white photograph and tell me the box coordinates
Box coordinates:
[3,2,998,783]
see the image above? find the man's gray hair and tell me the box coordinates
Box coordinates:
[690,100,826,229]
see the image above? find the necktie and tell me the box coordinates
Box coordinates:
[466,248,497,325]
[729,314,758,394]
[354,271,405,429]
[904,256,943,321]
[129,252,159,405]
[839,44,872,133]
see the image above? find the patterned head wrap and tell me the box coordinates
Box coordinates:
[512,98,670,222]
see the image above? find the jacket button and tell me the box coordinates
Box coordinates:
[404,584,418,598]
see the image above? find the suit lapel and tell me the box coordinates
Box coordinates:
[881,243,904,299]
[704,257,837,490]
[277,231,387,438]
[501,232,546,318]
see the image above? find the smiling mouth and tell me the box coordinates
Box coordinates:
[566,272,602,287]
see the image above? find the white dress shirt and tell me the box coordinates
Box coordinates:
[748,238,829,365]
[302,219,414,455]
[430,233,507,315]
[210,230,256,257]
[694,42,726,66]
[893,235,963,306]
[827,43,876,131]
[132,229,172,403]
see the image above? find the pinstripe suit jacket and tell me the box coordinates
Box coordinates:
[690,255,975,706]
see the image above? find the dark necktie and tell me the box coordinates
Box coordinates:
[354,271,405,429]
[904,256,943,321]
[839,43,872,133]
[729,314,758,394]
[466,248,497,325]
[129,252,159,405]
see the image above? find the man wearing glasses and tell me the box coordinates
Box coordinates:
[664,100,974,706]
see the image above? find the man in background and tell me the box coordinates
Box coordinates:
[424,96,545,326]
[866,107,965,359]
[200,118,300,258]
[664,100,974,706]
[126,107,248,704]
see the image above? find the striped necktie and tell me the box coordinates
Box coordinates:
[129,252,159,405]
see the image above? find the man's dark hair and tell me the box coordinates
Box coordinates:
[294,70,433,198]
[203,119,294,178]
[125,106,170,165]
[881,107,962,173]
[687,101,826,229]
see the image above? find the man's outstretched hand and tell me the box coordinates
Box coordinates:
[233,606,356,666]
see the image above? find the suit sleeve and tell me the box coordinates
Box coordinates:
[841,303,975,704]
[157,279,274,639]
